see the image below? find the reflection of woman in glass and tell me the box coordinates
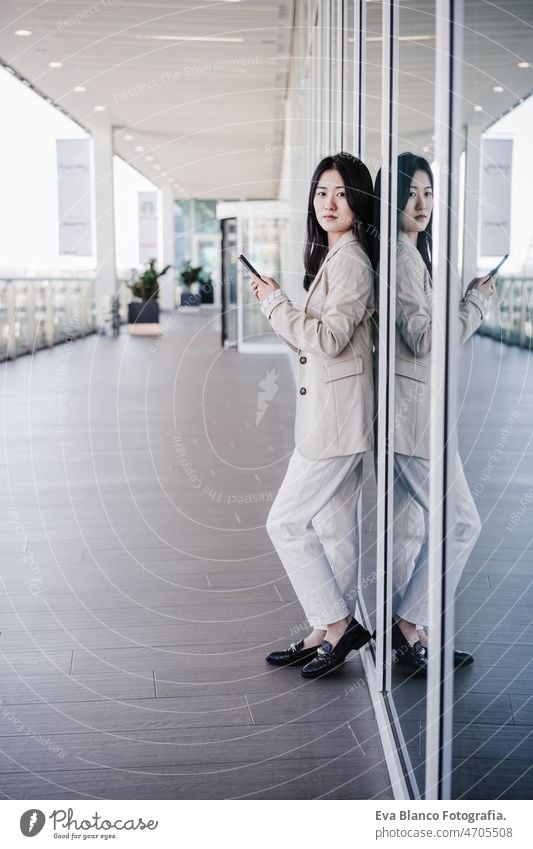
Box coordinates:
[249,153,375,678]
[377,153,494,674]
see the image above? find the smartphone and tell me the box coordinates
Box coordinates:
[238,254,265,281]
[486,254,508,280]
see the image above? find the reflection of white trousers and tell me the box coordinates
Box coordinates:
[266,449,364,629]
[392,452,481,627]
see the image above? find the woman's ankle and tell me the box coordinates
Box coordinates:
[302,628,326,648]
[396,617,419,646]
[324,616,352,647]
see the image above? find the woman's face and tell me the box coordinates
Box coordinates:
[399,169,433,236]
[313,169,355,237]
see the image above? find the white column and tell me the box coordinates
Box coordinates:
[462,121,483,286]
[159,185,176,311]
[92,122,117,329]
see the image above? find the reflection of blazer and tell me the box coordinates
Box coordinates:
[263,230,375,460]
[394,231,488,459]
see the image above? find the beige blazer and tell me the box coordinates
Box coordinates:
[394,231,487,459]
[263,230,375,460]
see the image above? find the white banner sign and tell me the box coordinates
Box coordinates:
[138,191,158,265]
[479,137,513,257]
[56,139,93,257]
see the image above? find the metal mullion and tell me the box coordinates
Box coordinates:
[375,0,398,696]
[425,0,464,801]
[353,0,366,159]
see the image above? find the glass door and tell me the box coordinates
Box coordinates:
[220,217,238,348]
[239,216,288,352]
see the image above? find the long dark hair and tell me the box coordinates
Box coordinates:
[303,152,374,290]
[373,152,433,275]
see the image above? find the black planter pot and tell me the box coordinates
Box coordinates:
[128,300,160,324]
[180,291,201,307]
[200,282,214,304]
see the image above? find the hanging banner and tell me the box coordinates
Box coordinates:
[56,139,93,256]
[479,137,513,257]
[138,191,158,265]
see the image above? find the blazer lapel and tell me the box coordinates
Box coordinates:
[304,231,358,308]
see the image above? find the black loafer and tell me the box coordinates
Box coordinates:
[301,619,372,679]
[265,639,318,666]
[392,622,428,675]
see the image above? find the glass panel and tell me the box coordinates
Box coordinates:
[0,280,10,360]
[389,0,437,798]
[221,218,238,346]
[364,0,382,172]
[450,1,533,801]
[240,218,287,346]
[33,283,48,350]
[357,0,381,664]
[53,281,69,343]
[14,281,30,354]
[342,0,355,153]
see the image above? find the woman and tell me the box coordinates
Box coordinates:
[376,152,494,674]
[249,152,375,679]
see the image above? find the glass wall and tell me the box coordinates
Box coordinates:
[216,201,289,352]
[174,199,221,304]
[284,0,533,800]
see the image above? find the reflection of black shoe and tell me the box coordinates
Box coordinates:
[392,622,428,675]
[301,619,372,679]
[454,650,474,667]
[393,622,473,671]
[397,640,428,675]
[265,640,318,666]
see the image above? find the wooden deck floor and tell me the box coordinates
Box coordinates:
[2,314,530,800]
[0,312,392,800]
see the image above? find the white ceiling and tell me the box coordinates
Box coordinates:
[0,0,294,200]
[364,0,533,159]
[1,1,532,199]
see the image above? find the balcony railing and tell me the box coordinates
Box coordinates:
[0,277,95,361]
[477,275,533,349]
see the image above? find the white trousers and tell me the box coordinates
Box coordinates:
[266,449,364,629]
[392,452,481,627]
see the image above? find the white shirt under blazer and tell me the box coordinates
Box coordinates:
[262,230,375,461]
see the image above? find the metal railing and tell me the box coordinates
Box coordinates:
[0,277,95,361]
[478,275,533,349]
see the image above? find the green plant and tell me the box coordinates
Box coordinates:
[179,260,212,290]
[129,258,171,302]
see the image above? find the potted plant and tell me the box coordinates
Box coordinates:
[179,260,213,307]
[200,271,214,305]
[127,258,171,325]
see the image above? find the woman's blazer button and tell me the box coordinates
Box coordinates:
[299,355,307,364]
[299,387,307,395]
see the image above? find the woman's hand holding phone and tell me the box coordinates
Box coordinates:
[238,254,280,303]
[467,274,496,299]
[250,275,280,303]
[466,253,507,299]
